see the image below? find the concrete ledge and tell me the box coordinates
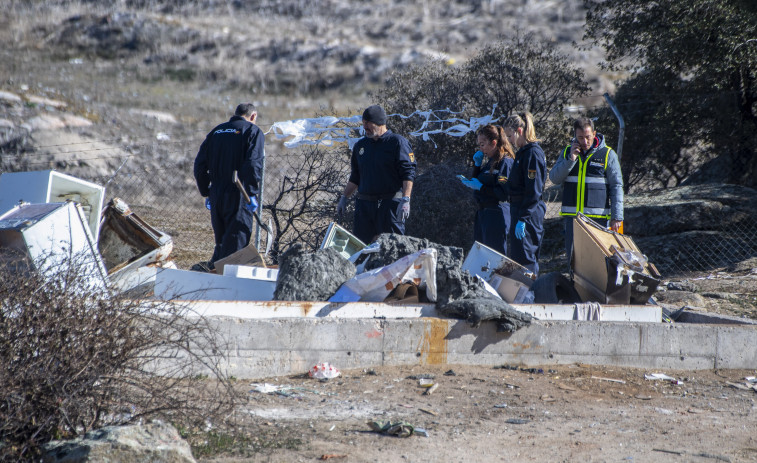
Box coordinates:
[196,317,757,379]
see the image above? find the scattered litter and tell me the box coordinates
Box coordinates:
[424,384,439,395]
[653,448,683,456]
[556,384,577,392]
[654,407,674,415]
[504,383,521,389]
[444,369,457,376]
[745,377,756,383]
[419,408,438,416]
[634,395,652,400]
[329,425,335,431]
[540,395,556,402]
[367,420,414,438]
[250,383,290,394]
[418,378,434,387]
[364,369,379,376]
[414,427,430,437]
[320,454,347,460]
[696,452,732,462]
[645,373,676,381]
[408,374,435,380]
[687,408,706,414]
[495,365,519,370]
[505,418,529,425]
[725,381,752,391]
[309,362,341,380]
[521,368,544,374]
[494,403,508,409]
[591,376,626,384]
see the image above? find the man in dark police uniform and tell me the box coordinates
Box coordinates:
[336,104,416,244]
[194,103,264,268]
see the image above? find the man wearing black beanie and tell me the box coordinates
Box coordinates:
[336,104,416,244]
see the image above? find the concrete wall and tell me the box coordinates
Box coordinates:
[199,317,757,379]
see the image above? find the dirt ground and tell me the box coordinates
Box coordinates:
[199,364,757,463]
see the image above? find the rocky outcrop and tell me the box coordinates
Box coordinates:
[623,184,757,273]
[41,421,196,463]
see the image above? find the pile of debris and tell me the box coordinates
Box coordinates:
[0,170,663,333]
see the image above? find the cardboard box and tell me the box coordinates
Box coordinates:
[572,213,661,304]
[213,242,266,275]
[489,271,533,303]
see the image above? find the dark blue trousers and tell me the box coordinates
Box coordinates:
[474,203,511,256]
[508,202,546,275]
[353,197,405,244]
[209,185,253,264]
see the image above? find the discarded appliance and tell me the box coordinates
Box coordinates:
[0,170,105,240]
[0,201,108,289]
[154,265,278,301]
[572,213,661,304]
[212,242,266,275]
[462,241,534,303]
[320,221,366,260]
[98,198,173,275]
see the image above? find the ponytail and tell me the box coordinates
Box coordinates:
[503,111,540,144]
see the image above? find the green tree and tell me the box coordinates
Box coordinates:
[585,0,757,189]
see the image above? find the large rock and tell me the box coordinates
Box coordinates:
[273,243,356,301]
[624,184,757,236]
[42,421,196,463]
[623,184,757,274]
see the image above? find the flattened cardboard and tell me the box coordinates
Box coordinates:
[213,242,266,275]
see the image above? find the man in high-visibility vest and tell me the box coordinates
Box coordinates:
[549,117,624,262]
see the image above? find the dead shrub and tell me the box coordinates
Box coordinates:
[0,252,240,460]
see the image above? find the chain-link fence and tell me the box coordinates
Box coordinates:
[1,128,756,277]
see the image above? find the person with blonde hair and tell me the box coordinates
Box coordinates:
[459,124,515,255]
[501,111,547,274]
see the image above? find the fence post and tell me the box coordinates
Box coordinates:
[603,93,625,162]
[255,148,266,249]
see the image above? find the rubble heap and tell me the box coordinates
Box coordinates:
[365,234,532,332]
[273,243,356,302]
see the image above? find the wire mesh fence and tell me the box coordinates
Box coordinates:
[1,134,755,277]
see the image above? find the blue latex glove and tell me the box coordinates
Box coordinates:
[205,197,211,210]
[515,220,526,240]
[472,150,484,167]
[396,196,411,221]
[246,196,259,213]
[461,178,483,190]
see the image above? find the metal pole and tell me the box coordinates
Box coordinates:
[603,93,625,162]
[255,148,265,249]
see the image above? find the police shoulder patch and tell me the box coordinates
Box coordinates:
[408,152,415,163]
[359,147,365,156]
[528,169,536,179]
[497,175,508,184]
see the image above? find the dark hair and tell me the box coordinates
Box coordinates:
[235,103,257,118]
[503,111,540,143]
[573,117,595,133]
[477,124,515,161]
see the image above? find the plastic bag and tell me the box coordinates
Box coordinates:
[308,362,341,380]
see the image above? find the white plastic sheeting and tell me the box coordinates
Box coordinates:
[266,106,501,149]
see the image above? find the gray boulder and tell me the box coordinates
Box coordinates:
[42,420,196,463]
[273,243,356,301]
